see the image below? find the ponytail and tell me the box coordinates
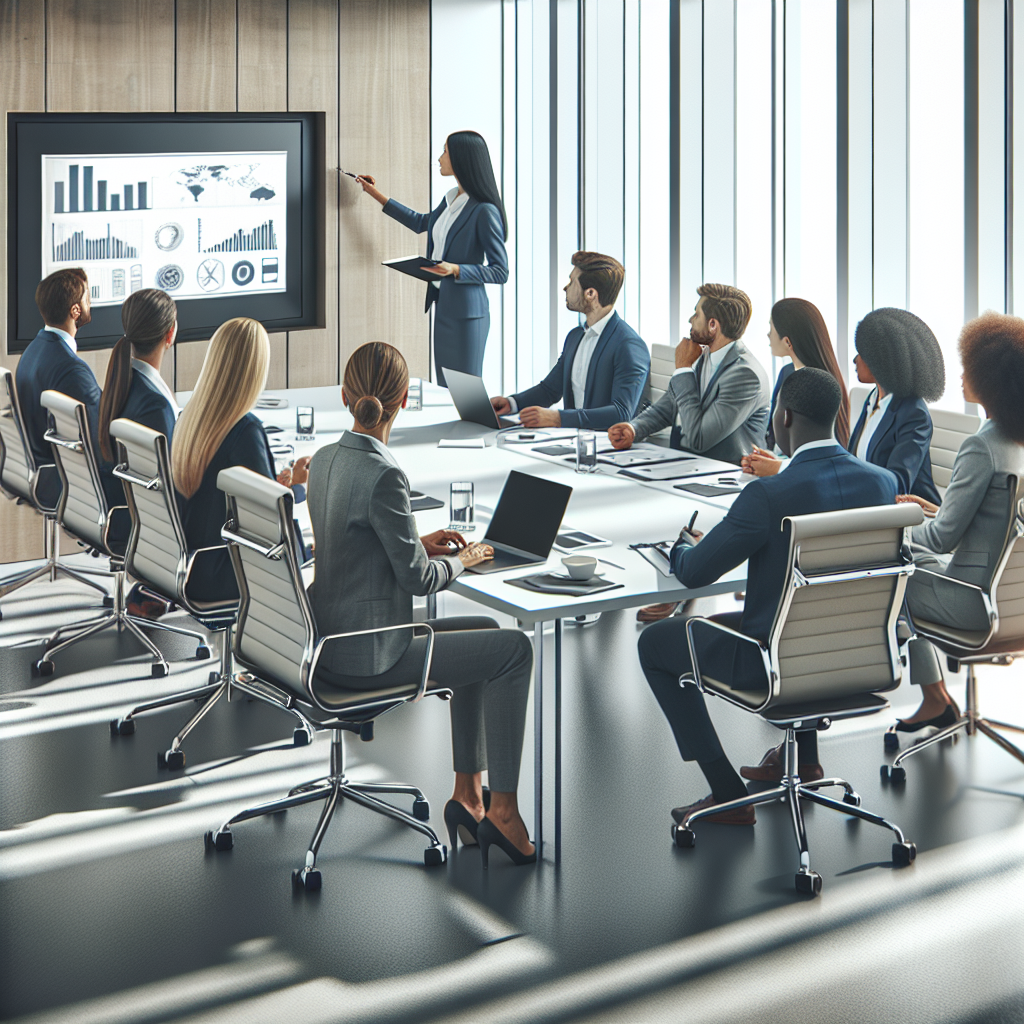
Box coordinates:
[98,335,132,462]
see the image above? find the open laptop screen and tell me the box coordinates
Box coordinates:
[484,471,572,557]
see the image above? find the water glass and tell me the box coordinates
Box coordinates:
[575,429,598,473]
[407,378,423,412]
[449,481,475,531]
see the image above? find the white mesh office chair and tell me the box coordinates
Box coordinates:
[884,475,1024,783]
[203,467,450,891]
[928,408,982,498]
[34,390,167,676]
[677,502,924,896]
[0,367,109,615]
[645,343,676,442]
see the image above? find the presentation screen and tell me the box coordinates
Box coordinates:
[8,113,324,353]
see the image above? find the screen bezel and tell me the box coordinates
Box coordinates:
[7,111,325,353]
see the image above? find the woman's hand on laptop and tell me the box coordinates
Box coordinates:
[519,406,561,428]
[421,530,468,557]
[458,542,494,568]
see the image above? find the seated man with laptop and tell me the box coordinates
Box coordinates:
[636,369,897,827]
[489,252,650,430]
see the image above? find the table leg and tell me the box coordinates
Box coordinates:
[533,620,544,858]
[426,593,437,620]
[532,618,562,865]
[554,618,562,865]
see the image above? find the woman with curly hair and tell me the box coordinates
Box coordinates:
[890,312,1024,734]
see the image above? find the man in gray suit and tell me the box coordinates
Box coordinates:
[608,283,770,465]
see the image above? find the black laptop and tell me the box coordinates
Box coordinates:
[467,470,573,574]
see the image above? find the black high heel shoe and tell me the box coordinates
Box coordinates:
[894,703,958,733]
[477,817,537,868]
[443,788,492,848]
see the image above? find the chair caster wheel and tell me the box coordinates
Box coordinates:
[890,765,906,784]
[292,867,321,890]
[892,841,917,867]
[208,670,220,686]
[110,717,135,737]
[424,844,447,866]
[205,829,233,852]
[158,749,186,770]
[151,662,168,678]
[884,730,900,751]
[412,798,430,821]
[102,595,115,609]
[795,871,822,896]
[35,659,55,677]
[672,824,696,848]
[195,645,212,660]
[842,792,861,807]
[292,727,310,747]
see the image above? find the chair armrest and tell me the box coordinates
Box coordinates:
[793,562,912,588]
[908,567,996,628]
[43,429,83,453]
[221,523,285,560]
[685,616,769,696]
[113,463,162,491]
[309,623,436,705]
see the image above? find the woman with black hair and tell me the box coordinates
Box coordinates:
[356,131,509,385]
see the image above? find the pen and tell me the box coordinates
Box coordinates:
[338,168,360,179]
[596,557,625,571]
[687,510,699,532]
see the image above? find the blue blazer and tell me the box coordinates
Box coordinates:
[510,313,650,429]
[671,444,898,643]
[765,362,795,449]
[383,196,509,318]
[848,392,940,504]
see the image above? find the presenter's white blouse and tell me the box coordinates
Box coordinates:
[430,187,470,289]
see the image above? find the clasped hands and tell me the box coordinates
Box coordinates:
[276,455,311,488]
[420,530,495,567]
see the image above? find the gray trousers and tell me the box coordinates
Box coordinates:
[905,551,971,687]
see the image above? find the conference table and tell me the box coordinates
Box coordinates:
[212,381,750,863]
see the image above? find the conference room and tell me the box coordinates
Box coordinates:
[1,2,1023,1022]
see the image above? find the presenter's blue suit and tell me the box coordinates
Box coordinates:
[15,329,101,509]
[383,197,508,386]
[638,444,897,765]
[509,312,650,429]
[848,393,940,505]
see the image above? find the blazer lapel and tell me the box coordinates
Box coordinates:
[561,326,586,407]
[866,398,899,462]
[848,396,870,453]
[439,197,480,259]
[700,342,743,409]
[581,313,621,406]
[424,198,448,260]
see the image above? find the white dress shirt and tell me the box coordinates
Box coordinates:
[855,389,893,460]
[570,307,615,408]
[44,325,77,353]
[430,187,470,290]
[131,357,180,419]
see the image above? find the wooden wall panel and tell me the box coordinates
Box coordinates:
[339,0,432,380]
[0,0,47,563]
[287,0,340,389]
[172,0,238,391]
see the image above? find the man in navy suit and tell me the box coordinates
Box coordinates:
[637,369,897,826]
[15,268,101,508]
[489,252,650,430]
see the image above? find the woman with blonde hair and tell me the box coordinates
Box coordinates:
[173,317,307,601]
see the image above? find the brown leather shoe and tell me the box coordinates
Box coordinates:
[671,793,756,826]
[636,602,680,622]
[739,744,824,783]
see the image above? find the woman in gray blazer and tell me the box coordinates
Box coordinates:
[893,313,1024,736]
[306,342,536,867]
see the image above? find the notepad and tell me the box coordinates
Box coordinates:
[382,255,442,282]
[437,437,486,449]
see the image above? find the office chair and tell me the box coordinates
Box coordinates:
[0,367,109,616]
[883,475,1024,782]
[203,466,449,891]
[106,418,312,770]
[927,407,981,498]
[676,502,924,896]
[34,390,168,677]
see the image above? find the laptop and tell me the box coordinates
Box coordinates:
[443,367,519,429]
[467,470,573,574]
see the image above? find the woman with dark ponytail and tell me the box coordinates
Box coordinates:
[307,342,537,867]
[356,131,509,386]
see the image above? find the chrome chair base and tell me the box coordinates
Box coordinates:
[673,727,916,896]
[882,662,1024,786]
[205,728,446,890]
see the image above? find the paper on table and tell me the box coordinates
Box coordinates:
[437,437,486,449]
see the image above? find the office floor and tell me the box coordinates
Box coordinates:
[1,568,1023,1023]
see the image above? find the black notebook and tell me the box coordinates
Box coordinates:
[382,255,441,282]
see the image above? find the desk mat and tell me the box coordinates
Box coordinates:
[505,573,623,597]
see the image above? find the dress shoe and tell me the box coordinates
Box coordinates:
[636,598,694,623]
[893,702,958,734]
[671,793,756,826]
[443,800,482,847]
[477,817,537,868]
[740,744,824,783]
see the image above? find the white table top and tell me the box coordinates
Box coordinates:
[219,383,747,624]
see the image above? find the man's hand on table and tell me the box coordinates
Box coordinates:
[607,422,635,450]
[519,406,561,428]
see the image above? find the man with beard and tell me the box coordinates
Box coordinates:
[490,251,649,429]
[16,268,102,507]
[608,283,769,463]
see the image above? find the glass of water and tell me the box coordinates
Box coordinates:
[449,481,475,531]
[407,378,423,412]
[576,429,598,473]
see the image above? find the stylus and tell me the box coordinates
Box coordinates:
[687,510,699,532]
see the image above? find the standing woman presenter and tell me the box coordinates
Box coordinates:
[357,131,508,386]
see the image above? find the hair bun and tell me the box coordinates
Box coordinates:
[354,394,384,429]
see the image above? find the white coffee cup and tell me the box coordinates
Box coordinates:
[561,555,598,580]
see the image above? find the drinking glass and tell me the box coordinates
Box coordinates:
[449,481,475,531]
[575,429,598,473]
[406,378,423,412]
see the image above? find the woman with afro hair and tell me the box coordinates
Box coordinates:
[890,312,1024,734]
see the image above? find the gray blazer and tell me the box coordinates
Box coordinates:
[908,419,1024,629]
[629,340,770,465]
[306,431,462,678]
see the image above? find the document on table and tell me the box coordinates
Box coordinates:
[629,541,675,577]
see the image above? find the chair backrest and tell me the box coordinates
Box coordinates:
[647,343,675,439]
[0,366,39,505]
[217,466,314,701]
[109,417,190,604]
[766,502,924,709]
[40,389,108,550]
[982,475,1024,650]
[929,407,981,496]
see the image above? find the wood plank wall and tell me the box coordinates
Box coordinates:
[0,0,430,563]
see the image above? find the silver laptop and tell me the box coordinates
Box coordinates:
[468,470,573,574]
[443,367,518,429]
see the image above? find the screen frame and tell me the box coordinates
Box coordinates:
[7,111,325,354]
